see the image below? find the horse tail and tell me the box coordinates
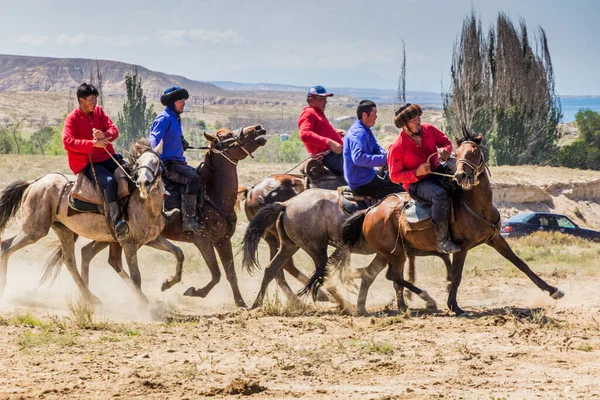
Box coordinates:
[40,234,80,286]
[235,186,248,214]
[0,180,32,234]
[40,241,64,286]
[340,210,367,247]
[242,203,286,274]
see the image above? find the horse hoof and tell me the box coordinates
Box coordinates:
[183,287,196,297]
[161,281,170,292]
[551,289,565,300]
[457,312,470,317]
[315,291,329,302]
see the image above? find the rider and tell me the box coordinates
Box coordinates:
[149,86,204,233]
[343,100,403,198]
[387,103,460,254]
[298,85,345,177]
[62,82,129,239]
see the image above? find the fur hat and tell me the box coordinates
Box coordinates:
[394,103,422,128]
[160,86,189,106]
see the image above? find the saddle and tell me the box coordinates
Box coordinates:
[337,186,379,215]
[401,198,455,232]
[300,158,346,190]
[68,168,130,214]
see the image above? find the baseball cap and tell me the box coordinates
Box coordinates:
[307,85,334,97]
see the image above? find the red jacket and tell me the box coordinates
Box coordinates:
[387,124,453,191]
[62,107,120,174]
[298,106,342,156]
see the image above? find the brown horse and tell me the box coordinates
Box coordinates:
[0,139,175,303]
[78,127,267,307]
[336,134,564,316]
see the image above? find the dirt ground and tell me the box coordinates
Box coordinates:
[1,231,600,399]
[1,161,600,399]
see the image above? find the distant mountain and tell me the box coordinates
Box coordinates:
[0,54,225,97]
[211,81,443,106]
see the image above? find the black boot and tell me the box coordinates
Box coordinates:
[434,220,460,254]
[181,194,204,233]
[107,201,129,240]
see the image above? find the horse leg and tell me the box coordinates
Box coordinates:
[214,238,247,308]
[252,242,299,309]
[405,255,416,300]
[0,231,45,298]
[121,243,148,304]
[447,250,468,316]
[51,226,100,305]
[487,235,563,299]
[385,252,437,311]
[265,235,298,302]
[439,253,453,293]
[142,236,185,292]
[80,241,110,286]
[183,240,221,298]
[356,254,387,316]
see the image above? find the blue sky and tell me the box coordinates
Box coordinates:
[1,0,598,95]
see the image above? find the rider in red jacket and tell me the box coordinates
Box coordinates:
[62,83,128,239]
[298,86,345,176]
[387,103,460,254]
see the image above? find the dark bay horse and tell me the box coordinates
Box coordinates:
[242,187,452,315]
[336,134,564,316]
[0,139,175,303]
[78,127,267,307]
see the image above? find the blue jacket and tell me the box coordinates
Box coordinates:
[343,120,387,190]
[149,108,185,162]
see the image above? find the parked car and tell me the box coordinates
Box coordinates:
[501,212,600,242]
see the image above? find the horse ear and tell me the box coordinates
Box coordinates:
[474,134,483,145]
[154,139,163,155]
[204,132,214,142]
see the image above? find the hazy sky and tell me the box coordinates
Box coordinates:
[1,0,598,95]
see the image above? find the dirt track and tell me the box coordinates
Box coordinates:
[1,244,600,399]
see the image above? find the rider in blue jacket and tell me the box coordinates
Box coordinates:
[343,100,403,198]
[150,86,204,232]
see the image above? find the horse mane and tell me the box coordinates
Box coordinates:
[127,138,153,164]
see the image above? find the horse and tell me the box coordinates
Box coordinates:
[335,133,565,316]
[0,138,175,303]
[77,126,267,307]
[242,186,453,315]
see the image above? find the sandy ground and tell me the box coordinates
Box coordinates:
[1,228,599,399]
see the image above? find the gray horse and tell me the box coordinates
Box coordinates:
[0,139,177,303]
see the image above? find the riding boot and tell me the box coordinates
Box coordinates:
[181,194,204,232]
[107,201,129,240]
[434,220,460,254]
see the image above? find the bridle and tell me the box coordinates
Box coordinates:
[209,128,258,166]
[454,140,490,187]
[133,148,163,190]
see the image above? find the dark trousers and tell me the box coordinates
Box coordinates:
[163,161,201,195]
[322,151,344,176]
[84,156,124,203]
[354,175,404,199]
[408,177,451,223]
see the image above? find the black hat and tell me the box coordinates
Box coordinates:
[160,86,189,106]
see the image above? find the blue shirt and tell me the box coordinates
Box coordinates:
[343,120,387,190]
[149,108,185,162]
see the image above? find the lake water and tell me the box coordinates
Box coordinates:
[560,97,600,123]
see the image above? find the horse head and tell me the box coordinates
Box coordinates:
[454,133,486,190]
[204,125,267,164]
[130,138,164,199]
